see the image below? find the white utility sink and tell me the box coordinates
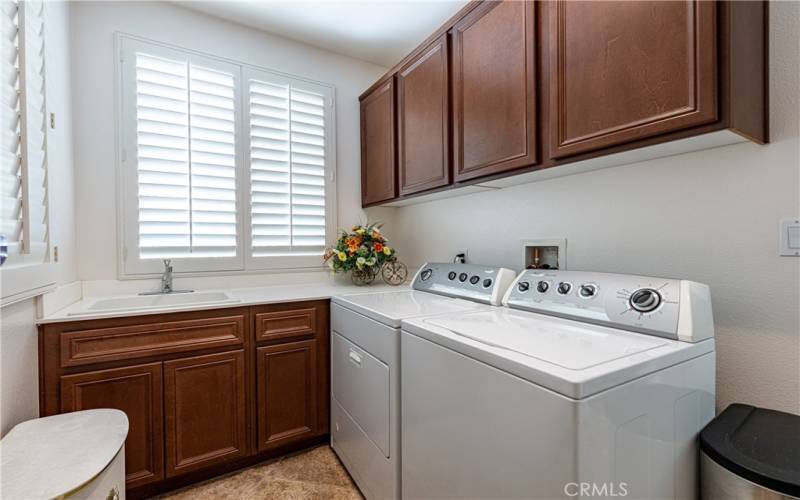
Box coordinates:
[70,291,240,316]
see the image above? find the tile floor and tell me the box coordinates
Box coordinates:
[155,446,363,499]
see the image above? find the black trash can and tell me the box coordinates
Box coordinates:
[700,404,800,499]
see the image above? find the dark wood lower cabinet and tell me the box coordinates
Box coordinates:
[257,340,318,451]
[60,363,165,488]
[164,350,248,477]
[39,302,330,498]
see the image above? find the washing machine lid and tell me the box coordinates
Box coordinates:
[423,308,668,369]
[403,308,714,399]
[332,290,489,328]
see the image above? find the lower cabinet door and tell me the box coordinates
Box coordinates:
[164,350,247,477]
[257,340,318,451]
[60,362,164,489]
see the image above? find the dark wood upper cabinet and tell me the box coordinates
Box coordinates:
[398,35,450,195]
[360,79,396,205]
[60,363,164,489]
[164,350,247,478]
[452,0,538,182]
[547,0,717,159]
[256,340,318,451]
[359,1,766,206]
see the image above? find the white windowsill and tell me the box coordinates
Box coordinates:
[1,262,56,307]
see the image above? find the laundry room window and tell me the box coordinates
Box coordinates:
[0,0,55,304]
[118,36,336,277]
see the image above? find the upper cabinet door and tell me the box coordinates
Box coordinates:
[360,80,396,206]
[452,1,538,182]
[398,35,450,196]
[547,0,717,159]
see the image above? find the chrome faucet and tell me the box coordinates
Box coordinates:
[139,259,194,295]
[161,259,174,293]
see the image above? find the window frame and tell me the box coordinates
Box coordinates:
[116,34,337,278]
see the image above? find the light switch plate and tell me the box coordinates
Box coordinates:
[779,219,800,256]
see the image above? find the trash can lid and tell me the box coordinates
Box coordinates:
[700,404,800,497]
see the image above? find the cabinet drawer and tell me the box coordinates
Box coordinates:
[60,314,246,367]
[254,301,326,343]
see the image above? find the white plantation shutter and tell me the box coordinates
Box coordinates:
[246,67,333,263]
[0,0,22,260]
[18,0,47,260]
[121,38,242,274]
[119,37,334,275]
[1,0,47,263]
[188,64,238,257]
[0,0,54,303]
[134,52,191,258]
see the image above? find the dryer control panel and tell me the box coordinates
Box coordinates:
[412,262,517,306]
[503,270,714,342]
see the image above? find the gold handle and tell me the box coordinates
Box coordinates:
[106,486,119,500]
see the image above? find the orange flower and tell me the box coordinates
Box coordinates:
[346,236,361,253]
[374,242,383,252]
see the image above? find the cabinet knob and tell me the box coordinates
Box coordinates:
[106,486,120,500]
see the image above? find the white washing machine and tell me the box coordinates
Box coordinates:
[401,269,716,500]
[330,262,516,499]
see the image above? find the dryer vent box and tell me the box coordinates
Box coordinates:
[521,239,566,270]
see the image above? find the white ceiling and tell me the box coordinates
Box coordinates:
[176,0,470,68]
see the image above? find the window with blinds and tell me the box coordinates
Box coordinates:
[247,72,329,258]
[134,51,238,260]
[119,37,335,275]
[1,0,53,303]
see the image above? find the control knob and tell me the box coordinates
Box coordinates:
[469,275,480,285]
[629,288,662,313]
[483,278,493,288]
[579,284,597,298]
[518,281,530,292]
[557,282,572,295]
[536,281,549,293]
[458,272,468,282]
[420,269,433,281]
[448,271,457,281]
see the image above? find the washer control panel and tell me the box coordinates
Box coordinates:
[503,270,714,342]
[412,262,517,306]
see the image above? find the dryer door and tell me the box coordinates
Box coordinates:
[331,331,390,457]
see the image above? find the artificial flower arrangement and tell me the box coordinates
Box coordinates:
[323,222,395,275]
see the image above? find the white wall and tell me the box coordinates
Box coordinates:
[390,2,800,415]
[1,1,78,436]
[69,1,391,283]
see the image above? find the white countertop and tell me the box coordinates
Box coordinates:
[1,409,129,499]
[38,280,405,324]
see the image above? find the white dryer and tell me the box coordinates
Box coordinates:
[330,262,516,499]
[401,269,716,500]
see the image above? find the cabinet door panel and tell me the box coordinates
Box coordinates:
[453,0,537,182]
[164,350,247,477]
[398,35,450,195]
[257,340,318,451]
[361,80,396,205]
[60,363,164,488]
[548,0,717,158]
